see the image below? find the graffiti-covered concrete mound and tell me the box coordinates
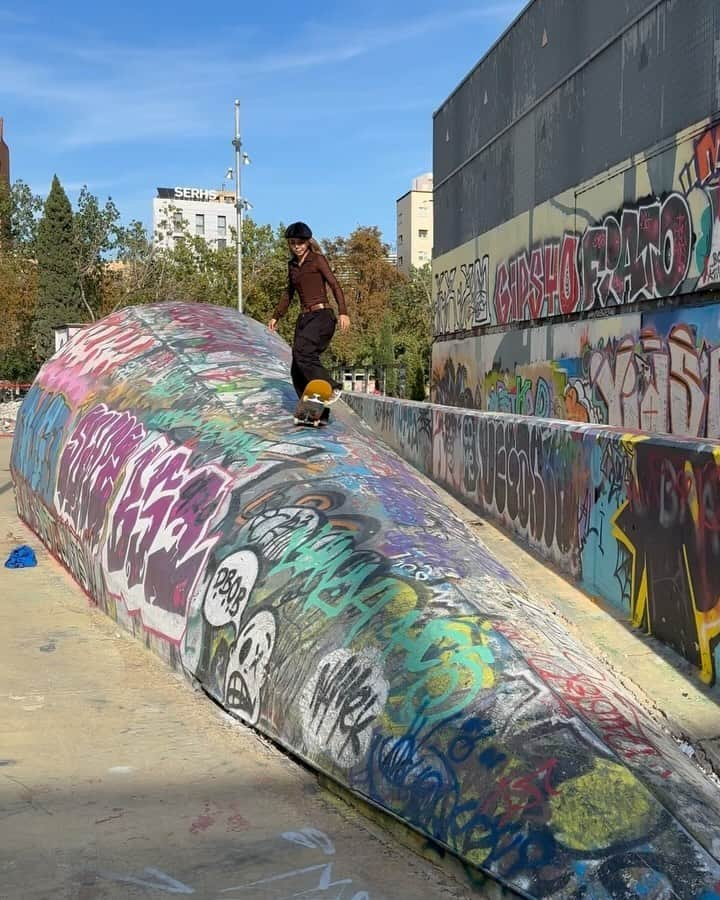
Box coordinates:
[10,304,720,898]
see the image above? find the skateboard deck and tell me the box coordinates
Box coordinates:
[293,378,333,427]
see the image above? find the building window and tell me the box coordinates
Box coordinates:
[398,212,403,224]
[418,229,428,238]
[195,214,205,236]
[217,215,226,237]
[398,234,403,245]
[217,238,227,250]
[173,211,183,232]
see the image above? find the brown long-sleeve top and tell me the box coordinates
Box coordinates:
[272,251,347,319]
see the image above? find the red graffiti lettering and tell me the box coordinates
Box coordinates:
[558,234,580,314]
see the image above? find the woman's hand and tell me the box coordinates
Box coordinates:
[268,318,278,332]
[338,315,350,333]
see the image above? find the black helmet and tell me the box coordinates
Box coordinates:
[285,221,312,240]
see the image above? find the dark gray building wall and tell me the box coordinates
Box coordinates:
[433,0,720,257]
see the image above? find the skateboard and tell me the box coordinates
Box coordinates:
[293,378,333,427]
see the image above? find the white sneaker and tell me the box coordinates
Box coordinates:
[326,388,343,405]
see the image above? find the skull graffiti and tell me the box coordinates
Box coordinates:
[224,611,277,725]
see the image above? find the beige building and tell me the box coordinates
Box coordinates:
[396,173,433,276]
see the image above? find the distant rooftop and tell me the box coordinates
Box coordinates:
[412,172,433,192]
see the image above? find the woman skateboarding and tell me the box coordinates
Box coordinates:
[268,222,350,405]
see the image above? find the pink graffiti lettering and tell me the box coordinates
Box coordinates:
[103,436,233,642]
[493,234,580,326]
[51,316,156,381]
[56,406,146,548]
[493,263,512,326]
[558,234,580,314]
[543,243,559,315]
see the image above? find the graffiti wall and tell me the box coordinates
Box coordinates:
[433,117,720,336]
[12,304,720,898]
[432,303,720,440]
[345,392,720,691]
[432,117,720,439]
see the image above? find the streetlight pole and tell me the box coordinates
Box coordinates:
[232,99,243,314]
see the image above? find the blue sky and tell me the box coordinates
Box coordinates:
[0,1,525,248]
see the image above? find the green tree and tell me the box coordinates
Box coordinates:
[323,226,403,368]
[0,252,38,380]
[119,211,288,319]
[32,175,81,361]
[388,263,432,373]
[242,221,291,336]
[409,359,426,401]
[375,314,397,395]
[102,219,176,313]
[0,179,42,255]
[72,186,121,320]
[0,180,10,247]
[163,230,236,306]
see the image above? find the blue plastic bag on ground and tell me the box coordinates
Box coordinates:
[4,545,37,568]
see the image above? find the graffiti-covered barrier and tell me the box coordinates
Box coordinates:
[343,392,720,689]
[10,305,720,898]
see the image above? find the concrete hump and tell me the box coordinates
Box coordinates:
[10,303,720,898]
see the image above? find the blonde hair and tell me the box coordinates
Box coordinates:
[288,236,323,256]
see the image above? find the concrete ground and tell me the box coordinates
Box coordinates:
[0,438,482,900]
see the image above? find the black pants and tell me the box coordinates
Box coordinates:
[291,309,337,398]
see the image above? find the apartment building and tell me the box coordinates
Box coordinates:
[396,172,433,276]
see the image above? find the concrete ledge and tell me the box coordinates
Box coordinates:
[10,303,720,898]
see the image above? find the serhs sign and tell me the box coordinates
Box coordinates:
[157,187,220,202]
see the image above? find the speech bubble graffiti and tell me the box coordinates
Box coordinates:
[203,550,259,629]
